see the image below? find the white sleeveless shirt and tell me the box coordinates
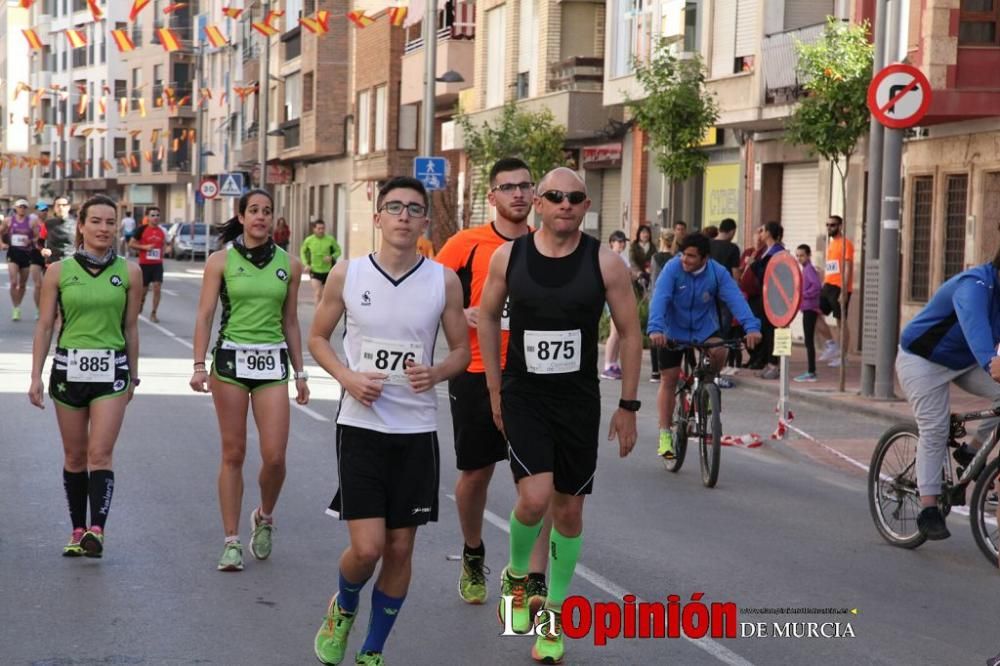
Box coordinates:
[336,254,446,434]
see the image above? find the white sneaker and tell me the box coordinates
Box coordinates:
[818,344,839,362]
[720,366,738,376]
[827,357,842,368]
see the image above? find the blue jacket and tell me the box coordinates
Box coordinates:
[647,256,761,342]
[900,262,1000,371]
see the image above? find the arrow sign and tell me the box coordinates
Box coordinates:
[867,63,933,129]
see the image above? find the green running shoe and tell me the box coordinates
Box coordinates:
[11,306,20,321]
[63,528,85,557]
[314,593,356,665]
[496,567,531,634]
[80,527,104,558]
[249,507,273,560]
[217,541,244,571]
[531,608,564,664]
[657,431,675,459]
[354,651,383,666]
[526,575,548,618]
[458,549,489,604]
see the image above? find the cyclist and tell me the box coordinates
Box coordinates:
[897,251,1000,541]
[647,233,762,459]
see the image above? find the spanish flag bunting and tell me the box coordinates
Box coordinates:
[40,156,51,167]
[111,29,136,53]
[69,124,78,136]
[119,156,129,169]
[77,93,89,117]
[30,89,44,107]
[22,29,44,51]
[151,128,161,143]
[72,160,82,172]
[204,25,228,48]
[0,159,5,171]
[129,129,142,137]
[264,9,284,25]
[66,29,87,49]
[56,123,65,137]
[19,0,35,8]
[219,91,228,106]
[234,85,255,102]
[172,138,180,152]
[317,9,331,30]
[222,6,243,19]
[299,13,329,35]
[164,87,176,101]
[129,0,151,21]
[138,98,147,117]
[80,127,96,137]
[34,119,45,133]
[188,129,197,144]
[55,159,64,169]
[163,3,186,14]
[98,98,106,115]
[251,20,278,36]
[143,150,153,163]
[102,85,111,95]
[347,10,374,28]
[101,159,114,171]
[86,0,103,21]
[388,6,408,27]
[129,154,139,169]
[13,82,31,101]
[177,95,191,107]
[76,83,87,94]
[157,28,182,52]
[119,98,128,118]
[157,143,166,161]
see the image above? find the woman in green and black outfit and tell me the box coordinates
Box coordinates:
[29,194,142,558]
[190,188,310,572]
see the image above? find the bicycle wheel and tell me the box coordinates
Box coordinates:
[969,457,1000,567]
[663,389,688,473]
[698,383,723,488]
[868,423,927,549]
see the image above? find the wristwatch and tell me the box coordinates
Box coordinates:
[294,370,310,381]
[131,377,141,387]
[618,399,641,412]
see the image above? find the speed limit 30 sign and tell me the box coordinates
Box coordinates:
[199,178,219,199]
[867,63,933,129]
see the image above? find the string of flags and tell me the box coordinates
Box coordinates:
[18,2,415,56]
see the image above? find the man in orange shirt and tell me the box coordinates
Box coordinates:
[435,158,549,610]
[818,214,853,367]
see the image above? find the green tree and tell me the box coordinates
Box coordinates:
[785,17,873,391]
[456,102,569,222]
[626,39,719,183]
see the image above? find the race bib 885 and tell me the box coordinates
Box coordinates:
[67,349,115,382]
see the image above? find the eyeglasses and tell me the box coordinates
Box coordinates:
[380,201,428,218]
[491,182,534,194]
[540,190,587,205]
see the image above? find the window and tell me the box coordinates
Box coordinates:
[286,0,304,21]
[284,72,301,121]
[131,137,141,173]
[303,72,314,113]
[356,90,370,155]
[114,79,127,102]
[373,85,387,151]
[909,176,933,301]
[131,68,143,111]
[944,174,969,280]
[959,0,1000,45]
[398,104,418,150]
[517,0,537,97]
[153,64,164,107]
[485,6,507,107]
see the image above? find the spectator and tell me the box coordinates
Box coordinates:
[672,221,688,253]
[703,225,719,239]
[416,235,435,258]
[711,218,744,374]
[739,225,768,369]
[602,230,629,380]
[794,244,822,383]
[629,224,655,295]
[750,222,785,379]
[273,217,290,251]
[648,228,674,383]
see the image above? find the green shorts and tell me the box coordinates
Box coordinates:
[49,348,130,410]
[211,347,290,393]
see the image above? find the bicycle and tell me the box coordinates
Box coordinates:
[661,339,744,488]
[868,406,1000,567]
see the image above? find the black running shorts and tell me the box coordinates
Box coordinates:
[311,270,330,284]
[502,390,601,496]
[49,349,130,410]
[211,347,289,393]
[6,247,31,269]
[140,263,164,286]
[29,248,45,267]
[820,284,851,320]
[449,371,508,470]
[328,424,440,529]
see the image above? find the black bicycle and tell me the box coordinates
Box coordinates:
[662,339,743,488]
[868,407,1000,566]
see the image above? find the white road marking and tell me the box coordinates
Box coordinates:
[161,288,179,296]
[294,403,330,422]
[140,314,193,348]
[446,494,755,666]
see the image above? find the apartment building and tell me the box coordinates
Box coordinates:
[0,2,32,204]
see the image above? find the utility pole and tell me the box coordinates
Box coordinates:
[258,0,270,192]
[195,39,208,260]
[421,0,437,226]
[860,0,887,396]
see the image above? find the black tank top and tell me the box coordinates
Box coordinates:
[503,231,605,399]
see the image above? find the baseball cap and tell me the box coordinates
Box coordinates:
[14,198,29,208]
[36,202,50,211]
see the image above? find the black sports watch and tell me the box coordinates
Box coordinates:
[618,399,641,412]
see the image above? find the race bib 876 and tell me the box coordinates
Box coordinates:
[523,329,581,375]
[359,337,424,385]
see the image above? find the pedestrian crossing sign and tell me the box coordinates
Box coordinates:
[219,172,245,197]
[413,156,447,191]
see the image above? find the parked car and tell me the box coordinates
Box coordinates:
[167,222,221,260]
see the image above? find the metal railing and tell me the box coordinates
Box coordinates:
[762,22,825,105]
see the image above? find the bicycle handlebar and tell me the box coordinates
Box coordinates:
[661,338,745,351]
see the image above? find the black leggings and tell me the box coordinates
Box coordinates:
[802,310,818,374]
[650,346,659,375]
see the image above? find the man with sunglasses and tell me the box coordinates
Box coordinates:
[479,167,641,664]
[818,214,853,367]
[310,176,469,666]
[436,157,550,610]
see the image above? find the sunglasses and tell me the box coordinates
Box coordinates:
[540,190,587,205]
[380,201,428,218]
[491,182,534,194]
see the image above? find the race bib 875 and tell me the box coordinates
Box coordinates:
[67,349,115,382]
[359,337,424,385]
[523,329,581,375]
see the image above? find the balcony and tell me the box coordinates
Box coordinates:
[550,57,604,93]
[762,23,825,106]
[460,90,616,143]
[400,30,474,107]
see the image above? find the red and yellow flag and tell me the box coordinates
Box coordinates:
[388,6,408,27]
[157,28,182,52]
[222,6,243,19]
[163,3,186,14]
[19,0,36,8]
[251,20,278,36]
[137,98,147,117]
[111,29,136,53]
[86,0,103,21]
[204,25,228,48]
[118,98,128,118]
[65,29,87,49]
[143,150,153,164]
[101,159,114,171]
[77,93,89,118]
[129,0,151,21]
[299,11,330,35]
[129,154,139,169]
[346,10,374,28]
[22,29,44,51]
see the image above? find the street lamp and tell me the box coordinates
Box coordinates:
[436,70,464,83]
[421,0,438,229]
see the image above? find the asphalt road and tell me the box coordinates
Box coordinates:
[1,259,997,665]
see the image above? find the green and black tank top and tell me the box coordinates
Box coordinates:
[216,243,291,349]
[58,255,130,351]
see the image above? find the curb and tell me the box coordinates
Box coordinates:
[732,376,907,423]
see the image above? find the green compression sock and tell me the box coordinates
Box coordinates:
[508,510,542,577]
[547,527,583,609]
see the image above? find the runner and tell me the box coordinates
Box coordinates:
[1,198,43,320]
[120,210,136,256]
[300,219,342,306]
[129,206,166,322]
[309,176,469,666]
[28,194,142,559]
[41,196,78,264]
[479,167,641,663]
[189,188,310,572]
[435,157,551,608]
